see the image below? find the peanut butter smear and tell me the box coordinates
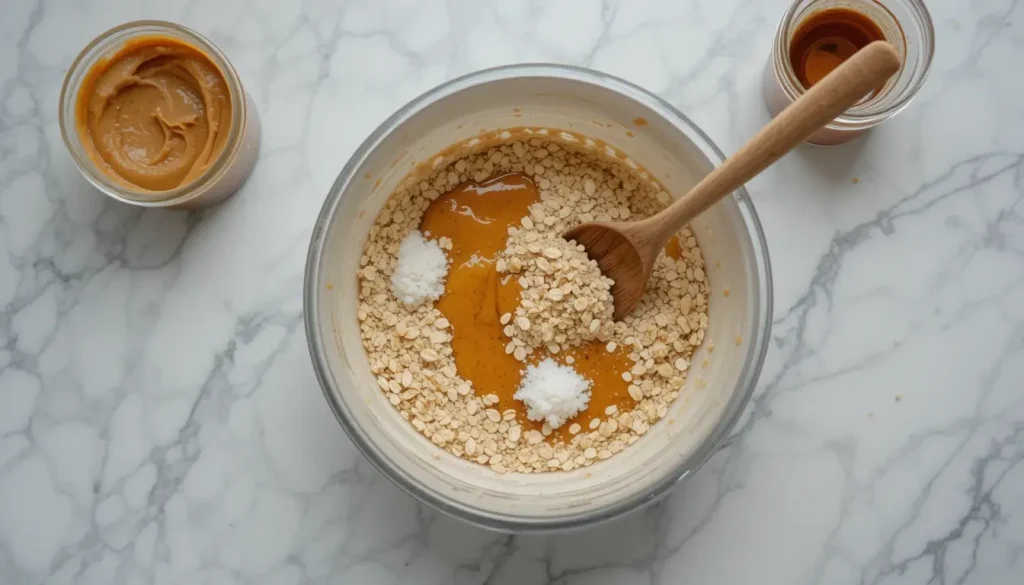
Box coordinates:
[75,37,232,191]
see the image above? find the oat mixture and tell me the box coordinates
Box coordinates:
[357,131,709,473]
[497,235,615,360]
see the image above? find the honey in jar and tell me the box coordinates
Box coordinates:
[789,7,886,90]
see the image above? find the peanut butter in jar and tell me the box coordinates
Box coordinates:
[60,21,261,209]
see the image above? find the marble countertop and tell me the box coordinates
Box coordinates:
[2,0,1022,583]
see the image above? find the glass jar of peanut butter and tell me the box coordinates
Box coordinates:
[59,21,261,209]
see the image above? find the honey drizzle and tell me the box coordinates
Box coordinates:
[420,173,636,442]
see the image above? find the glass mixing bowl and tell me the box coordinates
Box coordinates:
[304,64,772,532]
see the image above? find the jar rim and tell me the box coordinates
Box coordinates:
[58,20,248,207]
[771,0,935,129]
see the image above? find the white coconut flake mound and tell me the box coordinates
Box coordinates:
[390,230,449,306]
[514,358,592,429]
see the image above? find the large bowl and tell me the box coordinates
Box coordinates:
[304,65,772,532]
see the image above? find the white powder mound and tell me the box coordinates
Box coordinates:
[390,230,449,306]
[513,358,592,429]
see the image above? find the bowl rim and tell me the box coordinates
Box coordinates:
[304,63,773,532]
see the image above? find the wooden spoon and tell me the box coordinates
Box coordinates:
[565,41,901,320]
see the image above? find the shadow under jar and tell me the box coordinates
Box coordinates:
[764,0,934,146]
[59,21,261,209]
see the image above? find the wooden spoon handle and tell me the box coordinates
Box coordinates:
[645,41,901,244]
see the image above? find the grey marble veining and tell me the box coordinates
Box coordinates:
[0,0,1022,583]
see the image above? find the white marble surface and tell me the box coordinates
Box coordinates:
[1,0,1022,583]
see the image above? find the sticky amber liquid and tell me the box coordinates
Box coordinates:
[420,173,639,442]
[789,8,886,90]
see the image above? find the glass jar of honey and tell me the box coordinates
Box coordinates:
[764,0,934,146]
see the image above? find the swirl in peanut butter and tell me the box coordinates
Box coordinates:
[76,37,232,191]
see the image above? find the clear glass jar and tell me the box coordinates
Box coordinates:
[59,21,261,209]
[764,0,934,146]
